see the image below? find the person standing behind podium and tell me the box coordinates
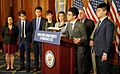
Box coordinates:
[31,6,46,72]
[43,10,56,31]
[89,3,114,74]
[78,8,95,74]
[55,11,67,34]
[2,16,18,71]
[64,7,87,74]
[16,10,32,72]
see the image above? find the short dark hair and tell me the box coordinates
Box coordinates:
[79,8,85,12]
[46,10,53,15]
[35,6,42,11]
[97,3,110,14]
[18,10,26,16]
[68,7,79,18]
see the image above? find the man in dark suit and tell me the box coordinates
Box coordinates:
[78,8,95,74]
[17,10,33,72]
[90,3,114,74]
[31,6,46,72]
[64,7,87,74]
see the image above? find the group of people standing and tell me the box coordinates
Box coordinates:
[1,2,120,74]
[1,6,67,72]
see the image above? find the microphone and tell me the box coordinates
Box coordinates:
[59,24,66,28]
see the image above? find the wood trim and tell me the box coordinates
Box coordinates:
[0,0,6,25]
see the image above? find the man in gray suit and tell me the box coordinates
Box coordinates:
[78,8,95,74]
[90,3,114,74]
[64,7,87,74]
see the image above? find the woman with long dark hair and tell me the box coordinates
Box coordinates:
[2,16,18,71]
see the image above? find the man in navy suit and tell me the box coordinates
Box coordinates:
[90,3,114,74]
[31,6,46,72]
[17,10,33,72]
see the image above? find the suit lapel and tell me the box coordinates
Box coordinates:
[94,18,107,35]
[71,20,78,37]
[25,20,27,33]
[33,18,36,30]
[39,17,43,30]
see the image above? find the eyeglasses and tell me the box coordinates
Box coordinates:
[67,14,73,16]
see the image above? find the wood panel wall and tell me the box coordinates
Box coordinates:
[0,0,111,39]
[0,0,56,25]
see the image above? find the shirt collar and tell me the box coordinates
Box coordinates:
[100,16,107,22]
[70,19,77,25]
[80,18,86,23]
[37,17,41,20]
[21,20,25,23]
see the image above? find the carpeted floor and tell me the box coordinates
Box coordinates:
[0,49,119,74]
[0,50,41,74]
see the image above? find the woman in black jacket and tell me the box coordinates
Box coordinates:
[2,16,18,71]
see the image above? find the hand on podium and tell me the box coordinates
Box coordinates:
[47,27,61,32]
[73,38,81,44]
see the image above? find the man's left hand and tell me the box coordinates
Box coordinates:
[73,38,81,44]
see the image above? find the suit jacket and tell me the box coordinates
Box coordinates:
[65,20,87,54]
[31,17,46,42]
[84,19,95,41]
[17,20,33,43]
[93,17,114,56]
[2,24,18,44]
[83,19,95,52]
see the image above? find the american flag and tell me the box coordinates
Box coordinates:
[86,0,104,23]
[110,0,120,28]
[72,0,84,9]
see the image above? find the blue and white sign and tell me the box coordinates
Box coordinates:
[34,31,61,45]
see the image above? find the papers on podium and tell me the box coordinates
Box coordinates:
[47,27,61,32]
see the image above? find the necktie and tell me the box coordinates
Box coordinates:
[22,22,24,38]
[70,23,74,30]
[94,21,101,33]
[97,21,101,27]
[36,18,40,30]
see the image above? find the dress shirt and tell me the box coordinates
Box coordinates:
[99,16,107,26]
[70,19,77,30]
[36,17,41,30]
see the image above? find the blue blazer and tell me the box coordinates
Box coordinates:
[17,20,33,43]
[93,17,114,56]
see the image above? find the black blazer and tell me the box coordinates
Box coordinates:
[17,20,33,43]
[93,17,114,56]
[2,24,18,44]
[31,17,46,42]
[84,19,95,40]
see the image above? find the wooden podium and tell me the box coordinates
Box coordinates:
[42,37,76,74]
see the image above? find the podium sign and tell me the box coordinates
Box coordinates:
[42,37,75,74]
[34,31,61,45]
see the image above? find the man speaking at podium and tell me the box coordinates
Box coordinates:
[63,7,87,74]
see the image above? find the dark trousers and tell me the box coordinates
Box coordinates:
[19,40,31,67]
[96,56,110,74]
[75,53,84,74]
[83,47,92,74]
[33,41,42,68]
